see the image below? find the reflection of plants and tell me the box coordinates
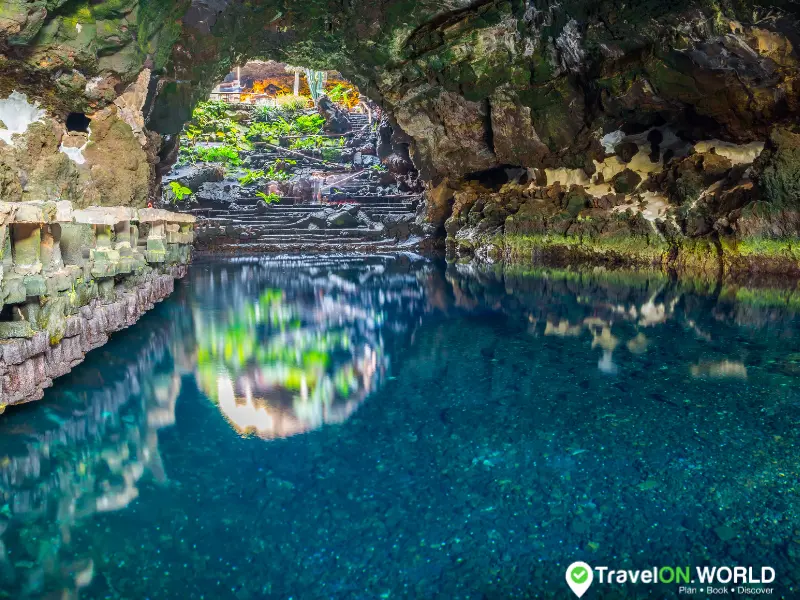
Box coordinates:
[193,280,385,438]
[168,181,192,201]
[335,366,358,399]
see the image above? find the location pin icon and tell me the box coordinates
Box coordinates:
[566,562,593,598]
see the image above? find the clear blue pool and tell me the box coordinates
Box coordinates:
[0,255,798,599]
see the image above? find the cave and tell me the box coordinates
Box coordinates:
[65,112,91,133]
[0,2,799,598]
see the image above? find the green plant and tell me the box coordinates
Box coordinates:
[168,181,192,201]
[180,100,251,151]
[254,105,279,123]
[289,135,344,152]
[256,191,280,204]
[276,96,311,115]
[189,145,241,166]
[238,168,266,186]
[289,136,322,151]
[265,163,291,181]
[327,83,351,106]
[246,119,291,143]
[293,114,325,135]
[321,147,343,162]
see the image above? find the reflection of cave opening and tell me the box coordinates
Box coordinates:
[66,112,90,132]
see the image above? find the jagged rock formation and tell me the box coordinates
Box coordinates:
[2,1,800,270]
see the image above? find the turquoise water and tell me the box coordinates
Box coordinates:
[0,255,799,599]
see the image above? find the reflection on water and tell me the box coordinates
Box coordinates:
[0,256,798,598]
[0,304,192,598]
[191,256,429,438]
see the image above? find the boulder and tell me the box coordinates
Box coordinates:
[612,168,642,194]
[615,142,639,163]
[326,209,360,228]
[293,210,328,229]
[166,163,225,192]
[317,96,351,133]
[752,128,800,207]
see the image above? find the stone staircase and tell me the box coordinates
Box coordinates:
[191,109,420,253]
[347,113,371,132]
[193,193,420,252]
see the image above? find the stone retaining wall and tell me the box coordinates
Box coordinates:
[0,201,195,408]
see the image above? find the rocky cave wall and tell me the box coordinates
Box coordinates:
[3,0,800,270]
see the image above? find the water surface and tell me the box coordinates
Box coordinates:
[1,255,798,599]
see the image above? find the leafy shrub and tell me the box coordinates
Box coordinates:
[276,96,311,115]
[238,169,265,186]
[256,191,280,204]
[246,119,291,143]
[168,181,192,201]
[289,135,345,151]
[289,136,323,151]
[265,163,292,181]
[180,100,251,151]
[254,105,279,123]
[321,148,343,162]
[326,83,360,109]
[293,114,325,135]
[180,144,241,166]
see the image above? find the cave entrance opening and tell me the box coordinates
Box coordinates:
[164,60,422,251]
[65,112,90,133]
[207,60,363,111]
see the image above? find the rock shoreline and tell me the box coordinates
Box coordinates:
[0,200,194,408]
[0,266,186,408]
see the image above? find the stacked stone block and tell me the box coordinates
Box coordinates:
[0,201,195,409]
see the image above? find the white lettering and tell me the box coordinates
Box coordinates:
[697,567,717,583]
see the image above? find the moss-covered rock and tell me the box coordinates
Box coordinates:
[3,0,800,272]
[752,128,800,207]
[612,169,642,194]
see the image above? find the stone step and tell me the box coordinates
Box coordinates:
[219,211,411,221]
[246,235,391,244]
[205,238,401,252]
[195,205,415,218]
[232,227,387,237]
[198,207,414,219]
